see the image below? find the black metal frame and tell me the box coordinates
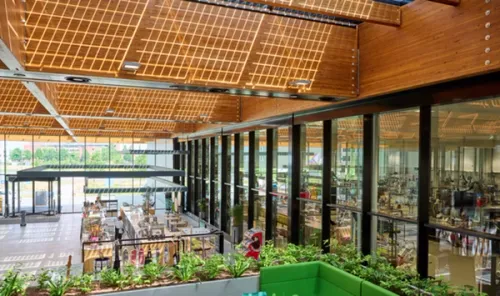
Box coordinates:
[233,133,241,206]
[265,128,274,241]
[201,138,207,219]
[220,135,229,233]
[289,123,301,244]
[187,141,193,213]
[173,138,180,184]
[417,105,431,278]
[361,114,374,255]
[248,131,256,229]
[194,139,199,215]
[321,120,332,253]
[209,137,216,225]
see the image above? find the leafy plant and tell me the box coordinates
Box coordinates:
[36,268,52,290]
[71,274,93,294]
[46,275,73,296]
[143,262,166,283]
[231,204,244,227]
[171,252,203,282]
[0,267,32,296]
[225,253,254,278]
[200,254,225,280]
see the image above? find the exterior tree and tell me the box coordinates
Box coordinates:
[22,149,32,161]
[10,148,22,162]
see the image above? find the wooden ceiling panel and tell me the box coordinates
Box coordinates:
[25,0,149,73]
[1,115,58,128]
[135,0,264,84]
[55,83,239,122]
[0,80,40,113]
[24,0,359,97]
[73,130,165,138]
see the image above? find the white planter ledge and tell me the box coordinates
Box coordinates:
[102,276,259,296]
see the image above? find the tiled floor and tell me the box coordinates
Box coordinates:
[0,214,82,275]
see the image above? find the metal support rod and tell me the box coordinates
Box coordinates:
[194,139,199,215]
[265,129,274,241]
[12,180,15,217]
[4,176,8,217]
[220,135,229,233]
[209,137,216,225]
[289,123,301,244]
[180,141,186,211]
[417,105,431,278]
[361,114,374,256]
[322,120,332,253]
[58,177,62,214]
[248,131,256,229]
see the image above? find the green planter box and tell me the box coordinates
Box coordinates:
[260,261,397,296]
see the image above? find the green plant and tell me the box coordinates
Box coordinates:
[258,241,281,268]
[225,253,254,278]
[171,252,203,282]
[36,268,51,290]
[46,276,73,296]
[231,204,244,227]
[200,254,225,280]
[0,267,32,296]
[143,262,166,283]
[71,274,93,294]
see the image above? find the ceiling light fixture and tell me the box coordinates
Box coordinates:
[289,95,299,99]
[288,79,311,87]
[105,108,115,114]
[122,61,141,72]
[200,114,209,118]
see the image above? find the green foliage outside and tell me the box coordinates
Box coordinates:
[8,144,147,166]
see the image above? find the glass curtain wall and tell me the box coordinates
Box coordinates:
[214,137,221,228]
[330,116,363,249]
[375,108,420,271]
[0,135,166,216]
[203,139,209,221]
[429,98,500,294]
[273,127,290,247]
[299,122,323,247]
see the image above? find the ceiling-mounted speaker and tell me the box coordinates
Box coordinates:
[209,88,229,93]
[65,76,91,83]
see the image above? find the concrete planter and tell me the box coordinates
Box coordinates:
[102,276,259,296]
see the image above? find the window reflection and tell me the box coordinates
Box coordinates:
[377,109,420,220]
[431,98,500,238]
[273,127,289,247]
[254,130,267,237]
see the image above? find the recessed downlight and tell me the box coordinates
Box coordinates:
[288,79,311,87]
[122,61,141,72]
[65,76,91,83]
[289,94,299,99]
[105,108,115,114]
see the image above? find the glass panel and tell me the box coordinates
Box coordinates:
[226,136,233,238]
[254,130,266,236]
[0,135,5,216]
[375,217,418,271]
[214,137,221,228]
[330,209,361,248]
[6,135,33,214]
[429,229,500,295]
[431,98,500,238]
[273,127,289,247]
[299,122,323,246]
[377,109,420,220]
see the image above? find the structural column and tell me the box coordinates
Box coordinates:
[58,177,62,214]
[322,120,332,253]
[361,114,375,255]
[233,133,240,206]
[417,105,431,278]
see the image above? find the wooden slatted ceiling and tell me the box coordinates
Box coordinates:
[0,80,42,113]
[359,0,500,98]
[55,84,239,122]
[0,115,58,128]
[24,0,358,97]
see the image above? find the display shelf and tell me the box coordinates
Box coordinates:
[297,197,322,204]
